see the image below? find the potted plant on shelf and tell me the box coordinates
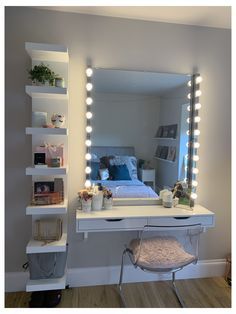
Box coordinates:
[78,189,94,212]
[28,63,56,86]
[103,188,113,210]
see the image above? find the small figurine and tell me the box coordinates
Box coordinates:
[51,113,65,128]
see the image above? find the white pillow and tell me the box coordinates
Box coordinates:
[99,168,109,180]
[110,156,138,180]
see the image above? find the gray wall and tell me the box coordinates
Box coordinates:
[92,92,160,161]
[5,7,231,272]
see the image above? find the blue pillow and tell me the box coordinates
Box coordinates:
[109,164,131,180]
[91,162,100,180]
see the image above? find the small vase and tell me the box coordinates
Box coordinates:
[81,199,92,212]
[55,77,65,88]
[104,198,113,210]
[92,194,103,211]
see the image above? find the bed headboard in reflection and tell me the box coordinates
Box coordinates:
[91,146,135,158]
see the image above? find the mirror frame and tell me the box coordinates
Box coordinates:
[84,67,201,208]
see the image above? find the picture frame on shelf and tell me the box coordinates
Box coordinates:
[34,181,54,194]
[155,145,162,158]
[155,126,163,138]
[167,124,178,139]
[162,126,169,138]
[167,146,176,162]
[159,146,169,159]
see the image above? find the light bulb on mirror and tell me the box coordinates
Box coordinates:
[194,129,200,136]
[195,103,202,110]
[86,67,93,77]
[192,168,199,174]
[195,90,202,97]
[86,97,93,105]
[195,76,203,84]
[85,166,91,174]
[85,153,92,160]
[86,112,93,119]
[86,126,92,133]
[187,118,190,124]
[85,180,91,188]
[85,139,92,147]
[192,180,198,187]
[193,142,200,148]
[187,80,191,87]
[187,93,191,99]
[193,155,200,161]
[86,82,93,91]
[187,105,191,112]
[185,154,189,159]
[194,116,201,123]
[190,192,198,200]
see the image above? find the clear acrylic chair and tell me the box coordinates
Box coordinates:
[118,224,203,307]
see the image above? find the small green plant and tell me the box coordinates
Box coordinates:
[28,63,56,86]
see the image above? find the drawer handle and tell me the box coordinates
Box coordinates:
[173,217,190,220]
[105,219,124,222]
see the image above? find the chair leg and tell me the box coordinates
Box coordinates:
[171,272,186,308]
[117,249,128,307]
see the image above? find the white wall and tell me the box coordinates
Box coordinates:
[92,92,160,162]
[155,84,189,189]
[5,7,231,273]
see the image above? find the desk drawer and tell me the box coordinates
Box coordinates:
[77,217,147,232]
[148,215,214,227]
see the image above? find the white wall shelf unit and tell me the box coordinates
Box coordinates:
[26,166,68,175]
[25,41,69,292]
[26,200,68,215]
[26,127,68,135]
[25,42,69,63]
[26,275,66,292]
[25,85,68,99]
[26,233,67,254]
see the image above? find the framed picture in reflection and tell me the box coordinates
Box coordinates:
[167,146,176,162]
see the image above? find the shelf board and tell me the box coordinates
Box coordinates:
[26,274,66,292]
[26,127,68,135]
[153,137,176,140]
[154,157,176,163]
[26,200,68,215]
[25,42,69,62]
[25,85,68,99]
[26,233,67,254]
[26,166,68,175]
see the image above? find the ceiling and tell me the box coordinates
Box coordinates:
[37,6,231,29]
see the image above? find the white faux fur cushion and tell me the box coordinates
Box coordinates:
[129,236,196,270]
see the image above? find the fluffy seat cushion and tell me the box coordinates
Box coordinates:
[129,236,196,270]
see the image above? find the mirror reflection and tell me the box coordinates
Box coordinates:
[90,69,190,199]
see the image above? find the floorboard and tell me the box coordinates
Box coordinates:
[5,277,231,308]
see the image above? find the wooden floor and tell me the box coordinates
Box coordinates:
[5,277,231,308]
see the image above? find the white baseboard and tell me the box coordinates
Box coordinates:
[5,259,226,292]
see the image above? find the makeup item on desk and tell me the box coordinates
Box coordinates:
[92,184,103,211]
[162,190,173,208]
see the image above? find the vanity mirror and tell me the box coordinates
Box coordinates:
[84,68,201,207]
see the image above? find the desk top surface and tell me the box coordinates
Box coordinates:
[76,204,214,220]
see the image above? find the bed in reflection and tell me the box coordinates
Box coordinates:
[90,146,158,199]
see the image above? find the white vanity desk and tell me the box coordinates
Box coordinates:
[76,204,215,233]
